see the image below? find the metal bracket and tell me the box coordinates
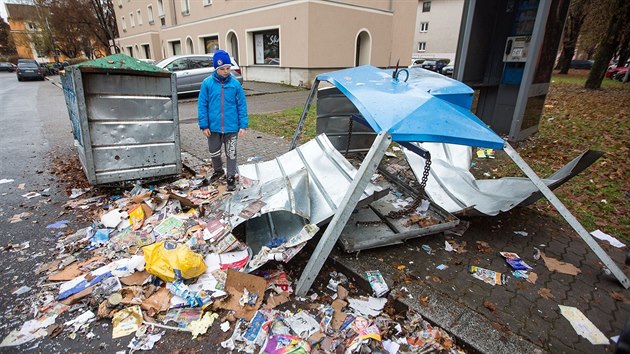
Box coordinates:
[504,143,629,289]
[295,131,392,296]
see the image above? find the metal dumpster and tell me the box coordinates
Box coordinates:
[61,54,181,185]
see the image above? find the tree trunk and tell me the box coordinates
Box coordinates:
[585,0,630,89]
[557,0,590,74]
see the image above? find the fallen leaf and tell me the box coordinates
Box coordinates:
[538,288,554,299]
[483,300,496,312]
[476,240,493,253]
[526,272,538,284]
[430,275,442,283]
[610,291,630,304]
[419,295,430,307]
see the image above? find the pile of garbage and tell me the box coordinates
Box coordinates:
[1,174,464,353]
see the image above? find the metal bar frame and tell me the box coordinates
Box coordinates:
[289,79,320,151]
[504,143,629,289]
[296,131,392,296]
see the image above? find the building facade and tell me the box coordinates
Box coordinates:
[113,0,417,86]
[412,0,464,63]
[6,3,56,63]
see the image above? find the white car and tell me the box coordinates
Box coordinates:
[155,54,243,94]
[442,64,454,76]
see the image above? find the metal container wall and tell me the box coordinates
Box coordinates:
[61,57,181,185]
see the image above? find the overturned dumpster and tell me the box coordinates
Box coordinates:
[61,54,181,185]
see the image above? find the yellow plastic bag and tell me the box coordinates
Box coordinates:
[143,240,207,282]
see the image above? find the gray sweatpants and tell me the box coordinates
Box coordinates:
[207,132,238,177]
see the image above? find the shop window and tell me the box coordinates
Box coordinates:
[253,29,279,65]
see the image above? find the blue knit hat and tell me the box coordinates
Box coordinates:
[213,50,232,69]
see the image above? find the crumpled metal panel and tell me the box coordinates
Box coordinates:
[404,142,602,216]
[239,134,383,224]
[237,134,386,254]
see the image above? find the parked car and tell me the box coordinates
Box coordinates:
[155,54,243,94]
[16,62,46,81]
[606,61,628,78]
[138,58,156,65]
[420,59,449,73]
[569,60,593,70]
[611,66,628,81]
[0,62,16,72]
[441,64,454,76]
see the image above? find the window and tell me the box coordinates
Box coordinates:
[253,29,280,65]
[129,13,135,27]
[137,10,142,25]
[147,5,154,24]
[422,1,431,12]
[127,46,133,57]
[418,42,426,51]
[189,56,213,69]
[170,41,181,56]
[420,22,429,32]
[203,36,219,53]
[203,0,212,5]
[142,44,151,59]
[121,16,126,31]
[157,0,164,16]
[165,57,188,72]
[181,0,190,15]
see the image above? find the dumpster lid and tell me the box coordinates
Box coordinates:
[316,65,505,150]
[73,53,170,76]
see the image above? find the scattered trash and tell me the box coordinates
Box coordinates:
[112,305,143,338]
[263,334,311,353]
[284,311,321,339]
[0,303,68,347]
[541,252,581,276]
[46,220,70,229]
[348,297,387,317]
[476,148,495,159]
[128,330,164,351]
[444,240,454,252]
[436,264,448,270]
[526,272,538,284]
[188,312,218,339]
[500,252,533,271]
[326,271,348,292]
[476,240,493,253]
[590,229,626,248]
[421,244,432,254]
[533,247,541,260]
[8,284,32,298]
[559,305,609,345]
[143,240,207,282]
[366,270,389,297]
[69,188,91,199]
[21,191,41,199]
[513,231,529,237]
[246,156,263,162]
[469,266,507,286]
[9,212,33,223]
[0,178,14,184]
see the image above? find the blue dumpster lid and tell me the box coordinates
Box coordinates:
[316,65,505,149]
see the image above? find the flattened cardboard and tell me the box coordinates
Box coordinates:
[48,256,104,281]
[141,286,172,317]
[120,271,151,286]
[213,269,266,321]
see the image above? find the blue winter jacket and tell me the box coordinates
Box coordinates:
[197,72,248,133]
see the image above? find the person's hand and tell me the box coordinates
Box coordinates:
[238,128,247,138]
[202,128,211,138]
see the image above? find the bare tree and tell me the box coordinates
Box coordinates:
[585,0,630,89]
[88,0,119,54]
[556,0,591,74]
[0,17,17,58]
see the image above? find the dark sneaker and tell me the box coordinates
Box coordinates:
[209,170,223,183]
[227,176,236,191]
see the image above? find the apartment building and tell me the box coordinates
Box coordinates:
[6,3,57,63]
[412,0,464,63]
[113,0,417,86]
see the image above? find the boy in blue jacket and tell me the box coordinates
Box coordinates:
[198,50,248,191]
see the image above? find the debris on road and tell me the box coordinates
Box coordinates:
[540,253,581,276]
[469,266,508,286]
[559,305,609,345]
[590,229,626,248]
